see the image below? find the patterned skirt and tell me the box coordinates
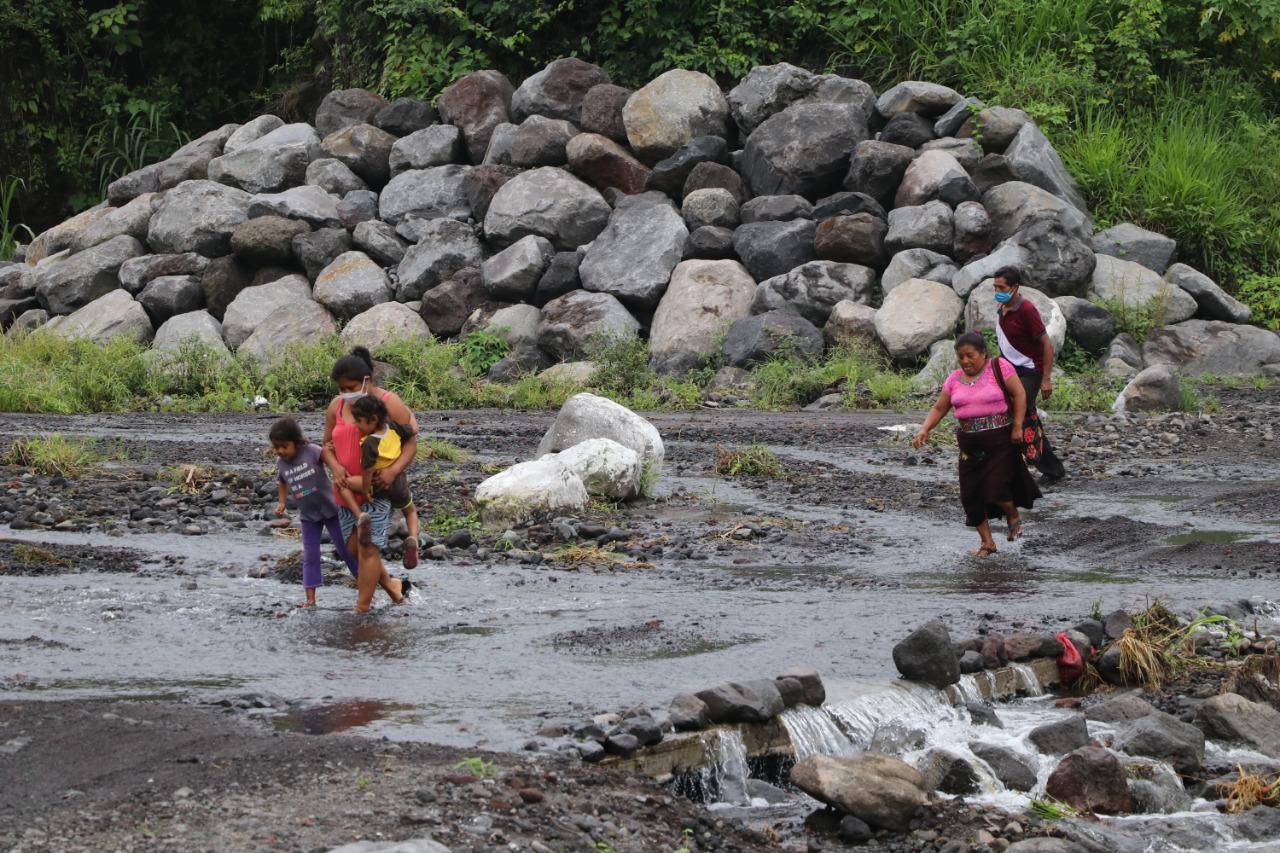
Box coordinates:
[956,427,1042,528]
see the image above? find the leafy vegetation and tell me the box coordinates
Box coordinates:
[453,756,498,776]
[457,326,510,377]
[712,444,789,478]
[416,437,468,462]
[3,435,104,476]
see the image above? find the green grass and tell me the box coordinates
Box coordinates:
[712,444,788,478]
[3,435,104,476]
[416,436,467,462]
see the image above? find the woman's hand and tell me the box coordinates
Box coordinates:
[329,463,349,484]
[372,467,397,490]
[1011,424,1025,445]
[912,427,929,449]
[274,501,287,518]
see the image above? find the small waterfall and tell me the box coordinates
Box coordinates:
[1009,663,1045,697]
[781,705,858,759]
[699,729,750,806]
[825,681,960,748]
[947,674,985,705]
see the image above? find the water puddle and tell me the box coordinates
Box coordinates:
[270,698,413,735]
[1164,529,1266,546]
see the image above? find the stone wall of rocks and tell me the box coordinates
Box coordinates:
[3,58,1279,385]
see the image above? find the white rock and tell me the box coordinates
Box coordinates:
[554,437,642,500]
[536,392,664,478]
[474,457,588,529]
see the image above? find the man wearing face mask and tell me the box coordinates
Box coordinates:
[992,266,1067,484]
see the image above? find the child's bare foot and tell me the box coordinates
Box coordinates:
[402,537,419,570]
[394,577,413,604]
[353,605,370,613]
[357,512,373,546]
[296,600,316,608]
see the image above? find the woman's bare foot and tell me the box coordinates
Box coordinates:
[1007,517,1024,541]
[969,544,998,557]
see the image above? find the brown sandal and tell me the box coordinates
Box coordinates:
[969,545,998,557]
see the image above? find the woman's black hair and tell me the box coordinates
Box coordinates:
[331,346,375,382]
[269,416,306,444]
[350,394,388,425]
[954,331,989,354]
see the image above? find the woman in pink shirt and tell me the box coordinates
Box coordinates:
[913,332,1042,556]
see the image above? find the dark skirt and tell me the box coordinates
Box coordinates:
[956,427,1042,528]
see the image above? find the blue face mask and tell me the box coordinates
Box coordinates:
[994,291,1014,304]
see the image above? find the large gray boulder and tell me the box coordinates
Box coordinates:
[1091,223,1176,274]
[379,166,471,226]
[248,185,342,229]
[752,261,875,326]
[536,291,640,361]
[238,300,337,363]
[26,208,113,264]
[389,126,462,173]
[106,124,240,205]
[198,256,253,322]
[727,62,818,136]
[552,437,642,501]
[1004,122,1090,214]
[206,123,322,194]
[482,303,543,349]
[580,193,687,309]
[374,96,438,137]
[340,302,430,350]
[723,310,824,368]
[681,188,739,229]
[438,70,514,164]
[1114,711,1205,774]
[148,180,253,256]
[565,132,651,196]
[511,57,610,123]
[741,102,868,199]
[649,259,756,375]
[968,742,1037,792]
[47,289,153,345]
[950,244,1030,299]
[314,88,388,138]
[396,219,486,302]
[965,281,1067,354]
[1007,216,1096,298]
[885,200,953,256]
[312,251,393,320]
[32,235,145,315]
[352,220,409,266]
[875,278,964,360]
[1115,364,1181,413]
[892,619,960,688]
[119,253,210,295]
[535,392,664,475]
[505,115,579,167]
[150,310,230,362]
[224,114,285,154]
[622,69,731,163]
[844,140,916,206]
[895,149,979,208]
[484,167,611,251]
[291,227,352,281]
[1164,263,1252,323]
[953,200,993,263]
[137,275,205,327]
[481,235,555,303]
[1045,747,1132,815]
[222,275,312,349]
[645,136,729,198]
[695,680,785,724]
[320,123,396,188]
[475,457,588,529]
[733,219,816,281]
[790,753,928,832]
[882,249,954,293]
[68,194,158,254]
[1142,320,1280,376]
[231,215,313,267]
[824,300,878,347]
[1028,715,1090,755]
[305,157,368,196]
[1054,296,1116,353]
[983,181,1090,244]
[581,83,632,143]
[420,269,487,338]
[876,81,963,118]
[1195,692,1280,758]
[1089,255,1198,325]
[813,214,887,267]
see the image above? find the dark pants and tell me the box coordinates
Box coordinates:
[1016,369,1066,480]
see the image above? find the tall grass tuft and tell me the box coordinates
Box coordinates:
[1,176,34,259]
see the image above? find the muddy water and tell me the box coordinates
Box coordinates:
[1,411,1278,751]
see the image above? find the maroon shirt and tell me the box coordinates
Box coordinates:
[997,298,1047,373]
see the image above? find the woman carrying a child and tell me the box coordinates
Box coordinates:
[321,346,419,611]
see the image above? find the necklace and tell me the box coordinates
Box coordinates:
[957,364,986,385]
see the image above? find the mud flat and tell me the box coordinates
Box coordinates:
[1,401,1278,850]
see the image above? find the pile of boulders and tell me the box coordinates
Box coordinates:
[3,58,1278,392]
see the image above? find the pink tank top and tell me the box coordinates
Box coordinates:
[331,391,393,504]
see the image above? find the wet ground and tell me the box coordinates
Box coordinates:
[0,402,1278,849]
[0,406,1277,748]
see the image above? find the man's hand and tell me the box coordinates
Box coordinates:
[1041,376,1053,400]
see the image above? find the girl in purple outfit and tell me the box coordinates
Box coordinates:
[270,417,360,607]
